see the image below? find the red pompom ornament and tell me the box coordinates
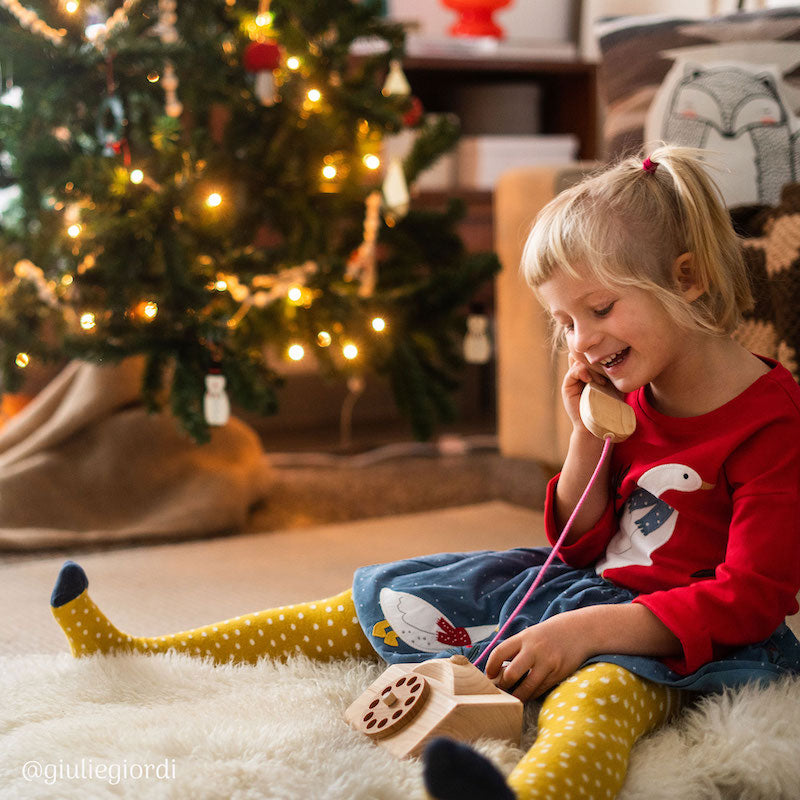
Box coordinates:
[403,96,424,128]
[243,40,281,72]
[243,40,282,106]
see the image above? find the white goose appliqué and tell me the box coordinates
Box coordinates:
[596,463,713,575]
[377,587,498,653]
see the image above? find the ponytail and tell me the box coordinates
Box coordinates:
[644,144,753,333]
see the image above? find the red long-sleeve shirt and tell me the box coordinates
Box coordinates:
[544,358,800,674]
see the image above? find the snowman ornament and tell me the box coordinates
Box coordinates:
[463,313,492,364]
[204,370,230,426]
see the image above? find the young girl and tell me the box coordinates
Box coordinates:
[50,145,800,800]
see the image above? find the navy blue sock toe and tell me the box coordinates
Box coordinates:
[423,737,515,800]
[50,561,88,607]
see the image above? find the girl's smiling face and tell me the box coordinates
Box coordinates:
[537,267,686,394]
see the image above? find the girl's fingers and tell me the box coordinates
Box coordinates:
[512,664,560,702]
[485,639,519,680]
[567,361,606,387]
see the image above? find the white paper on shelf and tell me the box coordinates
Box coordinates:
[457,134,579,190]
[350,35,578,62]
[404,35,578,62]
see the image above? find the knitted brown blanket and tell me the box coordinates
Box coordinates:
[734,183,800,381]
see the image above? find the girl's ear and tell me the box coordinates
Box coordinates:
[672,252,705,302]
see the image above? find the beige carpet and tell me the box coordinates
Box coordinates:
[4,502,800,799]
[1,501,547,657]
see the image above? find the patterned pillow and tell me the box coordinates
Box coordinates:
[644,60,799,207]
[733,182,800,382]
[596,8,800,161]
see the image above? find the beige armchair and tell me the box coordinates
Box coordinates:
[494,163,598,467]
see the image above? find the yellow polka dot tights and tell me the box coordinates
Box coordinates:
[508,662,682,800]
[51,585,371,664]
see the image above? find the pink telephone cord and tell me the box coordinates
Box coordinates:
[473,434,614,669]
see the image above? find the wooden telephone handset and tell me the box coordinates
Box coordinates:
[578,381,636,443]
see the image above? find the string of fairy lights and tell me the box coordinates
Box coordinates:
[3,0,411,376]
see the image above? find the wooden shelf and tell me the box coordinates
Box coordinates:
[403,57,598,160]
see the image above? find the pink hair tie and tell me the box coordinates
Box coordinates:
[642,156,659,174]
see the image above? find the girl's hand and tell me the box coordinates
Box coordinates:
[562,353,607,432]
[485,612,593,702]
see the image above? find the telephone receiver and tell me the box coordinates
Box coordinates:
[579,381,636,442]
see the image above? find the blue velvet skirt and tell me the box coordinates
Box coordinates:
[352,547,800,693]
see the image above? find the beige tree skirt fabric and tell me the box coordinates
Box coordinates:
[0,359,270,550]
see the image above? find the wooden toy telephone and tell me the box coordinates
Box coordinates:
[345,382,636,758]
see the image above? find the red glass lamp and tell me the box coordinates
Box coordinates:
[441,0,513,39]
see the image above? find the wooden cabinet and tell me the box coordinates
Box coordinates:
[404,55,598,252]
[404,55,598,160]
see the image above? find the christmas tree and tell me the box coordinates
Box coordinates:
[0,0,498,443]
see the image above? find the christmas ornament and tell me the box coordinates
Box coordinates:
[346,190,382,298]
[89,0,144,48]
[84,6,106,43]
[220,261,319,326]
[0,0,65,46]
[0,0,144,48]
[382,158,409,221]
[161,63,182,118]
[95,94,126,156]
[156,0,182,117]
[203,368,231,426]
[13,259,59,307]
[156,0,178,43]
[382,59,410,97]
[463,312,492,364]
[243,40,282,106]
[402,96,424,128]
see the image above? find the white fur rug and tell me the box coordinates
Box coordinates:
[2,652,799,799]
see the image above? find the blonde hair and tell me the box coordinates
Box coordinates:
[521,144,753,336]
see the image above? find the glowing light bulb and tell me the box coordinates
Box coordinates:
[317,331,332,347]
[287,285,303,303]
[321,165,337,180]
[206,192,222,208]
[67,224,81,238]
[80,312,96,331]
[15,352,30,368]
[65,0,79,13]
[288,344,305,361]
[147,71,160,83]
[343,343,358,360]
[286,56,300,70]
[214,279,228,292]
[307,88,321,103]
[142,301,158,319]
[363,154,381,170]
[130,169,144,184]
[371,317,386,332]
[255,12,273,26]
[61,274,74,286]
